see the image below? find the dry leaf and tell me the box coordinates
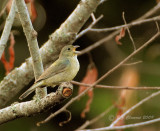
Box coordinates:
[78,63,98,118]
[114,67,139,128]
[1,33,15,75]
[115,27,126,45]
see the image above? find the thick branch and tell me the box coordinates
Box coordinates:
[0,0,16,59]
[0,0,100,107]
[0,82,73,124]
[15,0,46,99]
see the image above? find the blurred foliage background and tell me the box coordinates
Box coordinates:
[1,0,160,130]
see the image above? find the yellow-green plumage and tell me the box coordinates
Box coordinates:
[19,45,80,100]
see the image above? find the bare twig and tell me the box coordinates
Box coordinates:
[38,29,160,125]
[80,4,160,56]
[122,12,136,51]
[71,81,160,90]
[89,16,160,33]
[76,105,114,130]
[80,117,160,131]
[123,60,142,66]
[58,110,72,126]
[76,14,103,39]
[0,3,7,18]
[91,13,96,22]
[0,0,16,59]
[15,0,47,99]
[110,92,160,127]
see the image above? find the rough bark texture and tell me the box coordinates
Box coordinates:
[16,0,47,98]
[0,82,73,124]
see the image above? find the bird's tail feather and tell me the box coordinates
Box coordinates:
[19,81,43,100]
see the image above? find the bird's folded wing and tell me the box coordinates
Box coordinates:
[36,59,70,82]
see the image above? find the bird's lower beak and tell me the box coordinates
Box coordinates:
[73,45,80,54]
[74,51,81,54]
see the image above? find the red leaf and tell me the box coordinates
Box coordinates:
[78,63,98,118]
[25,0,32,3]
[6,0,37,23]
[1,33,15,75]
[30,0,37,22]
[115,27,126,45]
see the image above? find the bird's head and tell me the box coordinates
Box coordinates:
[60,45,80,58]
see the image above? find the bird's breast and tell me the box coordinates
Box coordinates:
[68,56,80,80]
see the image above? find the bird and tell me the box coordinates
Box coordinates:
[19,45,80,100]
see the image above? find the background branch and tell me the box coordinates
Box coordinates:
[81,90,160,131]
[0,0,16,59]
[80,117,160,131]
[76,105,114,130]
[79,3,160,55]
[72,81,160,90]
[110,90,160,127]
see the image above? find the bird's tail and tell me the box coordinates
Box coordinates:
[19,81,44,100]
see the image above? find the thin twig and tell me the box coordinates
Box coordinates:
[76,105,114,130]
[80,117,160,131]
[91,13,96,22]
[15,0,47,98]
[79,16,160,56]
[89,16,160,33]
[0,3,7,18]
[123,60,142,66]
[79,7,160,56]
[110,92,160,127]
[76,14,103,39]
[38,29,160,125]
[0,0,16,59]
[71,81,160,90]
[122,12,136,51]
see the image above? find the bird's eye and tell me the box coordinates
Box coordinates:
[67,48,71,51]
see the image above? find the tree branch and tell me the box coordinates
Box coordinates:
[109,91,160,127]
[72,81,160,90]
[76,105,114,130]
[89,16,160,33]
[80,90,160,131]
[0,0,16,59]
[0,82,73,125]
[15,0,47,99]
[79,2,160,56]
[0,0,101,107]
[79,117,160,131]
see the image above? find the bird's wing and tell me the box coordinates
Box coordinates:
[36,59,70,82]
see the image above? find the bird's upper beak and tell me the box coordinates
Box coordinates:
[73,45,81,54]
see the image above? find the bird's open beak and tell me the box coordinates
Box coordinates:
[73,45,81,54]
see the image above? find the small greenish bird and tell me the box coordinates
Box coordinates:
[19,45,80,100]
